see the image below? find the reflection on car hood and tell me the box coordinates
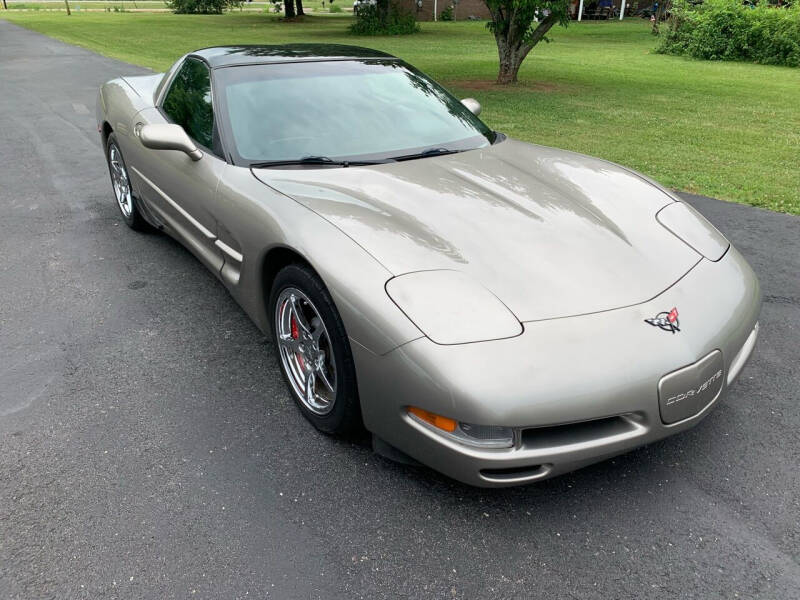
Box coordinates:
[253,138,701,322]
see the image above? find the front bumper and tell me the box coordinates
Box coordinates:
[353,247,761,487]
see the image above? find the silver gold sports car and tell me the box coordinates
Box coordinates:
[97,45,761,487]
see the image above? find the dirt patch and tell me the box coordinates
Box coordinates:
[446,79,571,93]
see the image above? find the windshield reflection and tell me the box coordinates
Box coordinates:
[214,59,495,167]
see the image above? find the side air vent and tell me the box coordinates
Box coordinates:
[479,464,552,483]
[521,415,643,451]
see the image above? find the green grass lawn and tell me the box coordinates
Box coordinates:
[5,1,170,10]
[2,12,798,213]
[4,1,346,11]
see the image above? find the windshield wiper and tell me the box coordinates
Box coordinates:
[250,155,392,169]
[389,147,462,162]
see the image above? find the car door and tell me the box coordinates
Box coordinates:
[130,57,225,273]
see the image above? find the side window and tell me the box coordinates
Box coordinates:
[162,58,215,151]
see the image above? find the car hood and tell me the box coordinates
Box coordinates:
[253,138,701,322]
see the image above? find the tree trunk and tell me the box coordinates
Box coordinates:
[494,14,557,84]
[496,45,523,84]
[284,0,295,17]
[652,0,669,34]
[64,0,71,14]
[376,0,389,24]
[295,0,304,15]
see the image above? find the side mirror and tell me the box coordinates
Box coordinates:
[138,123,203,161]
[461,97,481,117]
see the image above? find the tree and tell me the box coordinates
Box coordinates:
[167,0,240,13]
[483,0,570,84]
[282,0,304,17]
[650,0,672,35]
[349,0,419,34]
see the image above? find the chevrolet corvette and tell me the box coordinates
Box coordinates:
[97,45,761,486]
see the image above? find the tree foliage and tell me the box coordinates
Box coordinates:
[349,1,419,34]
[167,0,240,13]
[658,0,800,66]
[484,0,570,83]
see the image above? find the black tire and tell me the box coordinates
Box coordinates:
[269,263,362,437]
[105,133,147,231]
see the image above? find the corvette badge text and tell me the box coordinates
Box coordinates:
[665,369,723,406]
[646,307,680,333]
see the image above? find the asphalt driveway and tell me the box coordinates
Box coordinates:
[1,20,798,599]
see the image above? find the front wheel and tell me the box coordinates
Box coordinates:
[269,263,362,436]
[106,133,147,230]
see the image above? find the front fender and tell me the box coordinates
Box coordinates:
[215,166,423,356]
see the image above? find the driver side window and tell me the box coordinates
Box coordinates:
[162,58,216,152]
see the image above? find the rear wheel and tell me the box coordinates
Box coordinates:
[106,133,147,230]
[269,263,362,436]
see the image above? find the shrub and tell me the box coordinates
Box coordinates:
[349,2,420,34]
[439,4,453,20]
[658,0,800,67]
[329,3,343,10]
[167,0,241,14]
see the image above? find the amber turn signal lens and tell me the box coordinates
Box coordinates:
[408,406,457,432]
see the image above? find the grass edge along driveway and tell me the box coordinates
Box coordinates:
[4,13,798,214]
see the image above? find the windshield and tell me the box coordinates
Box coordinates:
[213,60,496,166]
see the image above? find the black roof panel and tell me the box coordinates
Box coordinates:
[189,44,397,68]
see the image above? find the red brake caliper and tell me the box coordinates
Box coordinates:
[291,314,305,370]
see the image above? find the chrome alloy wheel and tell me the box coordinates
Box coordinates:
[275,287,338,415]
[109,144,133,218]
